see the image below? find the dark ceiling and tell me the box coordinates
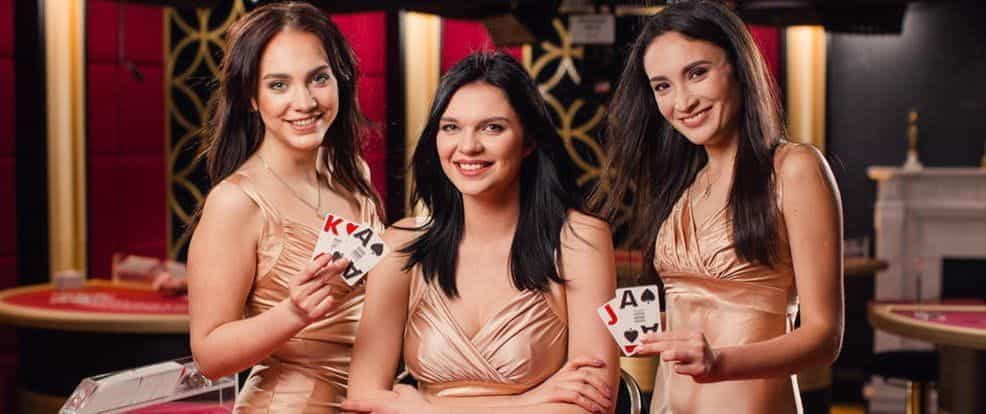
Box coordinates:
[127,0,931,33]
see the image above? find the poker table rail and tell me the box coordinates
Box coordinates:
[0,280,189,334]
[867,303,986,350]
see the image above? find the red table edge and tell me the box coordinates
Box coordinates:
[0,280,188,334]
[867,303,986,350]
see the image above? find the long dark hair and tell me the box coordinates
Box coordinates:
[593,1,785,276]
[401,52,584,298]
[198,1,382,221]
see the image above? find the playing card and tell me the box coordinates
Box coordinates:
[336,221,389,286]
[597,284,662,356]
[597,296,636,355]
[311,213,356,261]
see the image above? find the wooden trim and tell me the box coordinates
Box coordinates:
[44,0,87,275]
[0,280,189,333]
[868,304,986,350]
[785,26,826,151]
[401,11,441,215]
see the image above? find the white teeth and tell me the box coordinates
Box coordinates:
[457,162,489,171]
[289,116,318,127]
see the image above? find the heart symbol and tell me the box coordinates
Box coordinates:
[641,289,656,303]
[370,243,384,256]
[346,223,359,235]
[624,329,638,343]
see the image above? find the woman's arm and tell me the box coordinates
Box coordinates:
[347,219,417,399]
[639,144,844,382]
[188,182,347,380]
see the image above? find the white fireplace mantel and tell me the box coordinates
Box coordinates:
[868,166,986,351]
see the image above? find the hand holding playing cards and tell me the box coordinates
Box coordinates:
[285,253,349,324]
[637,331,721,383]
[520,357,612,413]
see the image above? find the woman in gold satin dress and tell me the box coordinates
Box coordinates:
[594,2,844,413]
[344,52,619,414]
[185,3,384,412]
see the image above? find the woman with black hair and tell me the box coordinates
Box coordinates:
[594,1,843,413]
[185,2,384,412]
[345,52,619,413]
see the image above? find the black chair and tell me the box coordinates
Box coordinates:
[616,368,644,414]
[867,350,939,414]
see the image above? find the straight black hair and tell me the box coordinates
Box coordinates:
[400,52,585,298]
[593,0,785,277]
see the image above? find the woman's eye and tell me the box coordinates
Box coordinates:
[269,81,287,90]
[653,82,669,93]
[313,73,331,84]
[440,124,458,133]
[688,67,709,79]
[483,123,505,133]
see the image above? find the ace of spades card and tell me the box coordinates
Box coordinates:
[336,221,388,286]
[312,213,389,286]
[596,284,662,356]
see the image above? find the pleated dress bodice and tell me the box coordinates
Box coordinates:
[227,170,382,413]
[651,152,801,414]
[402,268,569,398]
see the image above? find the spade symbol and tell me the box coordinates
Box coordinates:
[641,289,656,304]
[370,243,384,256]
[624,329,639,343]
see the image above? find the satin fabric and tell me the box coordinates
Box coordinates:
[651,145,801,414]
[403,268,568,398]
[226,168,382,413]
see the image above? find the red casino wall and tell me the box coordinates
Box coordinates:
[0,0,18,406]
[86,1,167,279]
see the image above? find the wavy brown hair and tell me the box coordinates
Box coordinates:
[593,1,785,276]
[193,1,382,230]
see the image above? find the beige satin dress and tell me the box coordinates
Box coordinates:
[403,269,569,398]
[651,151,801,413]
[225,170,383,413]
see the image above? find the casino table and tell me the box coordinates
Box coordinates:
[868,303,986,350]
[0,279,192,412]
[868,303,986,413]
[0,279,188,333]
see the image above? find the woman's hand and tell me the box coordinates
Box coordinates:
[637,331,721,383]
[520,357,612,413]
[342,384,432,414]
[285,253,350,324]
[151,271,188,296]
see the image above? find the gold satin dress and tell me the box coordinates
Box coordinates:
[403,269,569,398]
[650,164,801,413]
[224,171,383,413]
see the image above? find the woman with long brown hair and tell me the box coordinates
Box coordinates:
[185,2,383,412]
[595,1,844,413]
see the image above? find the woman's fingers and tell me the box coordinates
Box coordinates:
[552,388,600,413]
[564,379,611,410]
[578,369,612,399]
[564,356,606,371]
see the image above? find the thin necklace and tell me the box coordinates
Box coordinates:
[699,166,722,200]
[257,153,321,214]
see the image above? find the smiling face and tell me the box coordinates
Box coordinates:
[643,31,741,147]
[253,28,338,153]
[436,81,531,200]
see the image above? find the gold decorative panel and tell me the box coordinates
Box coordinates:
[164,0,245,260]
[522,19,632,244]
